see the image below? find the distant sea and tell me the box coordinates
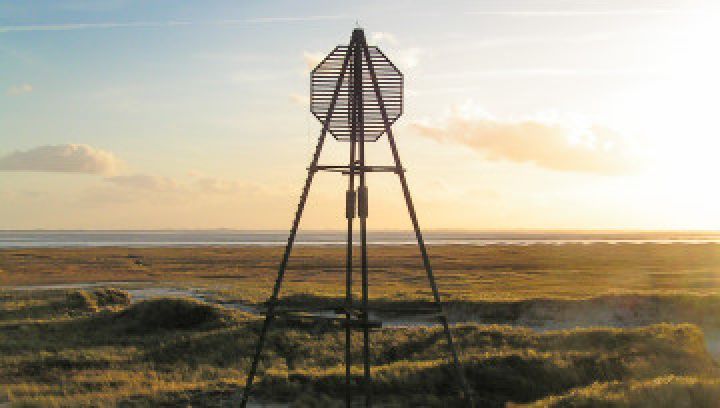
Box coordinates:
[1,230,719,248]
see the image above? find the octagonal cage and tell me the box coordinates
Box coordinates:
[311,45,403,142]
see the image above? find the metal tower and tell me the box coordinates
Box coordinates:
[241,28,473,407]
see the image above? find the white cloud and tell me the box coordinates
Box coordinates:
[6,83,33,95]
[302,33,421,73]
[192,177,253,194]
[396,47,423,69]
[0,144,123,174]
[289,92,307,106]
[371,31,398,46]
[102,173,258,195]
[81,173,270,207]
[411,103,638,174]
[104,174,180,192]
[368,32,422,70]
[303,51,324,71]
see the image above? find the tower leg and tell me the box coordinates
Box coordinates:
[345,137,357,407]
[360,42,474,406]
[360,167,371,408]
[387,131,474,406]
[353,38,372,408]
[240,46,352,406]
[240,134,326,407]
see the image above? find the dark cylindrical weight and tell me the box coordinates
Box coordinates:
[358,186,368,218]
[346,190,356,219]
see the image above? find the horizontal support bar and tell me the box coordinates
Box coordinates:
[274,312,383,329]
[267,305,444,318]
[310,165,405,174]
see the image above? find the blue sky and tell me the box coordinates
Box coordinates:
[1,0,718,229]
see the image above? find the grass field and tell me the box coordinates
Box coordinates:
[3,243,720,299]
[1,243,720,406]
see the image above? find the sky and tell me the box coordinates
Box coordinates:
[1,0,719,230]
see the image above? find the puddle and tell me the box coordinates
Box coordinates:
[125,287,210,303]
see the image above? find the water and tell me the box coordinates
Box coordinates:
[1,230,718,248]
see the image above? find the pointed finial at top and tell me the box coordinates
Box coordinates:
[355,19,361,29]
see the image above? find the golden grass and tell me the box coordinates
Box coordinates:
[1,243,719,406]
[1,244,719,303]
[520,375,720,407]
[0,290,718,406]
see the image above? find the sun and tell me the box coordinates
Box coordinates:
[599,4,720,229]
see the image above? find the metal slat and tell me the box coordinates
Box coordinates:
[311,39,403,141]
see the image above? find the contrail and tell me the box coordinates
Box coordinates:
[466,9,689,17]
[0,15,348,33]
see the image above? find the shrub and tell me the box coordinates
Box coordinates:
[521,375,720,407]
[94,287,131,306]
[113,298,235,333]
[66,290,98,311]
[66,288,131,312]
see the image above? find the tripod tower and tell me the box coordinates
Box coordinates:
[241,28,472,407]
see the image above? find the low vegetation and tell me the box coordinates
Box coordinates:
[113,297,238,332]
[521,375,720,407]
[66,288,131,311]
[0,289,718,406]
[0,244,719,406]
[2,244,719,302]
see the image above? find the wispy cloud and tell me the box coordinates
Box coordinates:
[396,47,423,70]
[104,174,179,192]
[0,21,191,33]
[303,51,325,71]
[6,83,33,95]
[371,31,398,46]
[424,67,658,80]
[244,15,347,24]
[103,173,262,195]
[466,9,689,17]
[85,172,268,205]
[289,92,307,106]
[0,144,123,175]
[0,15,348,34]
[443,32,618,50]
[366,32,422,70]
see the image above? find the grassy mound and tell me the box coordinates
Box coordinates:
[251,324,716,406]
[443,294,720,330]
[66,288,131,311]
[522,375,720,407]
[2,288,719,407]
[113,298,235,332]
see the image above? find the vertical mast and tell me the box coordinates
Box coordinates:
[351,28,372,407]
[344,30,357,408]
